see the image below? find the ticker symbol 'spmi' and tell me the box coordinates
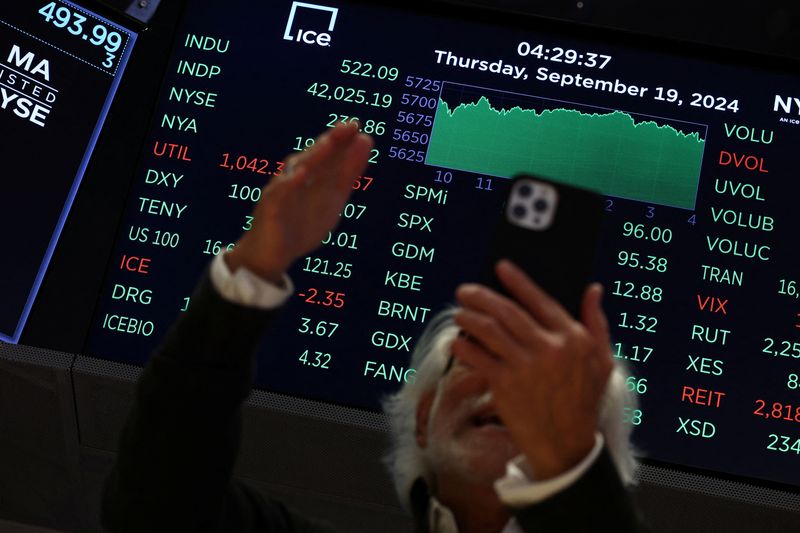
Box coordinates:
[283,2,338,47]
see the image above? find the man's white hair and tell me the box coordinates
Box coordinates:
[382,308,638,510]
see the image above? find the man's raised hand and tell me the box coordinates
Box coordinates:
[451,260,614,480]
[225,123,373,284]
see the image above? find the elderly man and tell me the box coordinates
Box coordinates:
[102,123,644,532]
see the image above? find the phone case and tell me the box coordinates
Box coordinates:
[480,174,604,318]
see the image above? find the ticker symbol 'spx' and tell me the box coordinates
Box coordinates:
[283,2,338,47]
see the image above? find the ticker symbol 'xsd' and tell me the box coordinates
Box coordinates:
[283,2,338,47]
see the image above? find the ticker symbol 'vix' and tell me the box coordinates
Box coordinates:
[696,294,728,315]
[283,2,338,47]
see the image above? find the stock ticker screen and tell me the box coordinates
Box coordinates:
[82,1,800,488]
[0,0,135,343]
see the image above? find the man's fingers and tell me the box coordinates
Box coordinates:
[286,127,371,199]
[338,133,373,185]
[307,125,371,183]
[450,336,502,380]
[317,122,360,171]
[454,309,526,365]
[293,132,335,176]
[455,283,544,345]
[327,120,360,143]
[581,283,611,348]
[287,164,311,188]
[287,122,355,175]
[496,260,573,330]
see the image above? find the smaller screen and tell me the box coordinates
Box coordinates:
[0,0,136,343]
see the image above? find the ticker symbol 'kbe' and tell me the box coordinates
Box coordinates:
[283,2,338,47]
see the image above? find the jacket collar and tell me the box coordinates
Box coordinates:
[410,477,432,533]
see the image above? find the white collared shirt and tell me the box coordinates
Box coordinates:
[428,434,603,532]
[210,253,294,308]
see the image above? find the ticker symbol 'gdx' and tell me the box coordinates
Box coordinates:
[283,2,338,47]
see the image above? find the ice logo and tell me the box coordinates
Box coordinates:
[283,2,338,47]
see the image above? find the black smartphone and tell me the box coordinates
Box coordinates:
[480,174,605,318]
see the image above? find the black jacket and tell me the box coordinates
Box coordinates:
[102,275,645,532]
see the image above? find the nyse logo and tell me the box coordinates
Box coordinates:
[774,94,800,125]
[283,2,338,47]
[1,45,56,127]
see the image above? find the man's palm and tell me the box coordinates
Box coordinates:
[226,124,373,282]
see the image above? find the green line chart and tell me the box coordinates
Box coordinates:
[426,84,707,209]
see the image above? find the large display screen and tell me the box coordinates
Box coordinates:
[0,1,136,342]
[77,0,799,489]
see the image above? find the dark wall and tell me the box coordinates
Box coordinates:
[3,348,800,533]
[453,0,800,59]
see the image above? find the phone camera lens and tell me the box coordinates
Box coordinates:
[533,199,549,212]
[517,184,533,197]
[512,205,527,219]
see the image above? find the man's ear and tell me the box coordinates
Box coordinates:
[415,390,435,449]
